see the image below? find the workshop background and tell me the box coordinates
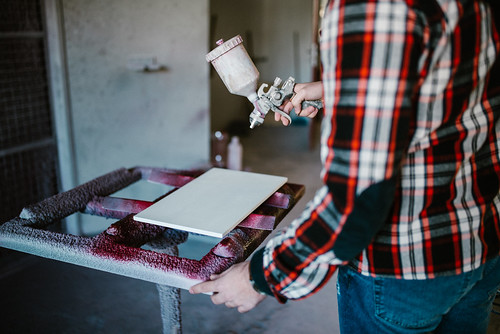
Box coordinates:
[1,0,499,333]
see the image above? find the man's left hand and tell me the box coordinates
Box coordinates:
[189,261,267,313]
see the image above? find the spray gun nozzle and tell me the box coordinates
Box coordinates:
[249,108,265,129]
[249,119,258,129]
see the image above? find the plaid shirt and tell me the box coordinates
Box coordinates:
[250,0,500,301]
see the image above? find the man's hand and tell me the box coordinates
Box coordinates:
[189,261,267,313]
[275,81,323,126]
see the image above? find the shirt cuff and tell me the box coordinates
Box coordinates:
[249,248,273,295]
[250,248,287,303]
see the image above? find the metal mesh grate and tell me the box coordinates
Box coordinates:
[0,0,43,32]
[0,38,53,150]
[0,145,59,222]
[0,0,60,223]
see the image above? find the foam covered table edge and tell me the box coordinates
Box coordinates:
[0,167,304,290]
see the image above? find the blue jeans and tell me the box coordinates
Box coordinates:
[337,257,500,333]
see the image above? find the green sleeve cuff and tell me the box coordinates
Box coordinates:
[249,248,274,296]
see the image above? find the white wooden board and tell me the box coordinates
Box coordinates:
[133,168,287,238]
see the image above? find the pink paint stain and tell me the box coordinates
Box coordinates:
[238,214,275,230]
[1,167,305,286]
[148,170,194,188]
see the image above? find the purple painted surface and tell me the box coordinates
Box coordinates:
[264,191,290,209]
[147,170,194,188]
[237,214,275,230]
[85,197,153,219]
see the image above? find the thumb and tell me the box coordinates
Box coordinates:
[290,91,306,115]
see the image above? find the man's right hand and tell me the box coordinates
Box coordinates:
[275,81,323,126]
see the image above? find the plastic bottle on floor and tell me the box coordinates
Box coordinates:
[227,136,243,170]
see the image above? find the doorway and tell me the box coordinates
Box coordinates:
[208,0,318,134]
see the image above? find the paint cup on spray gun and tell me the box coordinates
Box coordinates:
[206,35,260,106]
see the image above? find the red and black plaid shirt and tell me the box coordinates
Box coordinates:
[250,0,500,301]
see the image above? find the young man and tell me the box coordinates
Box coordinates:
[191,1,500,332]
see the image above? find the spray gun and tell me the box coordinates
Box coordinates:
[206,35,323,129]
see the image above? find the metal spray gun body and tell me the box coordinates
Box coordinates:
[206,35,323,129]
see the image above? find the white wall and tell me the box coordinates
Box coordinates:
[60,0,210,234]
[63,0,210,181]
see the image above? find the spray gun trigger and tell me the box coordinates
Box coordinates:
[270,105,292,125]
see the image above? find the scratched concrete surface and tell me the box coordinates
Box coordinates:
[1,124,498,333]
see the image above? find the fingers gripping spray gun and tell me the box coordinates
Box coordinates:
[206,35,323,129]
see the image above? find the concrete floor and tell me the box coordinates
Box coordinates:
[1,124,499,333]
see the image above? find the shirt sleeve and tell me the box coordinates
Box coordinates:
[250,0,427,301]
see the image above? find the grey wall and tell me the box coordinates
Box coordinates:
[53,0,313,235]
[60,0,210,234]
[63,0,210,181]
